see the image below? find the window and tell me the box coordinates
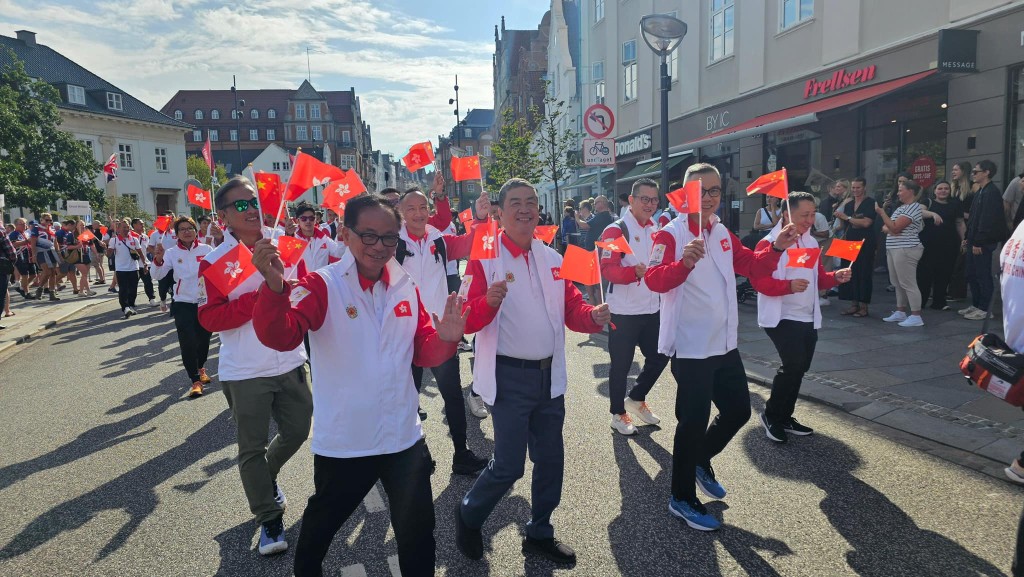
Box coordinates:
[295,103,306,119]
[266,128,276,140]
[340,154,356,169]
[296,125,308,140]
[594,0,604,22]
[231,109,238,120]
[781,0,813,30]
[622,40,637,102]
[194,109,204,120]
[1008,66,1024,188]
[342,130,351,144]
[483,145,492,157]
[250,109,259,119]
[464,128,472,138]
[211,109,220,120]
[67,84,85,105]
[466,145,474,155]
[230,129,237,141]
[311,125,322,141]
[106,92,123,111]
[466,182,476,194]
[118,143,134,169]
[268,108,277,119]
[192,130,202,142]
[174,110,183,120]
[283,161,290,170]
[593,61,604,81]
[710,0,735,61]
[155,147,168,172]
[310,105,321,119]
[210,129,219,141]
[250,129,259,141]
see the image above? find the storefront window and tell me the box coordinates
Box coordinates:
[1009,66,1024,179]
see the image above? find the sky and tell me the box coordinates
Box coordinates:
[0,0,549,157]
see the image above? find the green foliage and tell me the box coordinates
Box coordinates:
[97,194,151,224]
[487,107,543,189]
[535,81,583,209]
[0,48,103,214]
[186,154,228,192]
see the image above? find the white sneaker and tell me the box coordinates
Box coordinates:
[611,413,637,436]
[958,305,978,315]
[624,398,661,425]
[882,311,908,322]
[897,315,924,327]
[148,299,157,307]
[467,393,489,418]
[964,309,990,321]
[818,297,830,306]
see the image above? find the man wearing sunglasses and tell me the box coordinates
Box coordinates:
[198,176,312,557]
[293,203,345,272]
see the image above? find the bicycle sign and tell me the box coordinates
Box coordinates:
[583,104,615,138]
[583,138,616,166]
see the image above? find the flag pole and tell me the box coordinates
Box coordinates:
[272,148,299,238]
[783,167,793,226]
[698,178,703,233]
[595,247,604,305]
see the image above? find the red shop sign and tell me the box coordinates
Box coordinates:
[803,65,877,99]
[909,156,937,190]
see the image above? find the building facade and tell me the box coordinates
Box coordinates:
[492,15,551,139]
[439,109,495,209]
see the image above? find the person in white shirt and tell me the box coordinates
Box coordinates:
[108,219,147,318]
[131,219,157,307]
[148,213,178,311]
[293,203,346,272]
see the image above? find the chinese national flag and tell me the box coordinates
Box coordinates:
[286,152,345,201]
[187,184,213,210]
[746,168,789,200]
[825,239,865,262]
[403,142,435,173]
[451,155,482,182]
[276,235,308,268]
[99,225,108,236]
[78,230,95,242]
[458,208,474,226]
[202,243,257,296]
[560,244,601,286]
[595,238,634,255]
[201,137,214,175]
[534,225,559,244]
[667,180,702,214]
[154,215,173,233]
[470,220,499,260]
[255,172,286,219]
[786,247,820,269]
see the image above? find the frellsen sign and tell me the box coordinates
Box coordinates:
[804,65,877,99]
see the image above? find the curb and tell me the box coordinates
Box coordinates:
[0,298,113,355]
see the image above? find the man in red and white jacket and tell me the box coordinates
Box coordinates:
[250,193,467,577]
[644,162,799,532]
[599,177,670,436]
[292,203,346,272]
[751,192,851,443]
[454,178,611,566]
[198,176,311,557]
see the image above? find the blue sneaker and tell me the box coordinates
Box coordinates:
[669,497,721,531]
[258,516,288,555]
[695,464,726,500]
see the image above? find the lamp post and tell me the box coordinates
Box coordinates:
[230,75,245,175]
[448,75,462,206]
[640,14,687,198]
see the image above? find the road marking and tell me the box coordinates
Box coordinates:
[363,483,385,513]
[388,555,401,576]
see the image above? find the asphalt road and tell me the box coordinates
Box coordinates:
[0,300,1020,577]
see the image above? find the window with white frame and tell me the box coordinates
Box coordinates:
[250,108,259,119]
[229,130,237,141]
[622,40,637,102]
[192,130,202,142]
[211,109,220,119]
[283,161,290,170]
[310,105,321,119]
[266,128,276,140]
[67,84,85,105]
[467,182,476,194]
[594,0,604,22]
[175,110,183,120]
[311,125,322,141]
[340,154,356,169]
[295,103,306,119]
[210,129,219,141]
[711,0,735,61]
[250,129,259,141]
[106,92,123,111]
[781,0,813,30]
[466,145,474,155]
[296,125,308,140]
[342,130,351,143]
[464,128,472,138]
[231,109,238,120]
[155,147,168,172]
[268,108,277,119]
[195,109,204,120]
[483,145,492,157]
[593,61,604,82]
[118,143,134,169]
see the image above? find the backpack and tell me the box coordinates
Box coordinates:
[396,236,447,266]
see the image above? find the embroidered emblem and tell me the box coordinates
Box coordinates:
[394,300,412,317]
[720,239,731,252]
[551,267,561,281]
[649,244,666,266]
[346,305,358,319]
[458,275,473,299]
[290,286,311,306]
[505,271,515,283]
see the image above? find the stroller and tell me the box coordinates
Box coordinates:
[736,277,757,304]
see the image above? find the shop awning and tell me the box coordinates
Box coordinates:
[676,69,939,151]
[617,152,693,183]
[564,169,614,189]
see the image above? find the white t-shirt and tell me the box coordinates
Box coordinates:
[149,229,178,251]
[1001,221,1024,352]
[110,234,143,272]
[813,212,829,234]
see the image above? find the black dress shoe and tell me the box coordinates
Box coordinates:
[452,449,488,476]
[522,537,576,564]
[455,506,483,560]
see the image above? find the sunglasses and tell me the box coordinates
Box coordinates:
[226,198,259,212]
[297,216,316,222]
[350,228,400,247]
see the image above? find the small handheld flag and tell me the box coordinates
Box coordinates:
[103,154,118,182]
[153,215,173,233]
[785,247,820,269]
[746,168,789,200]
[403,142,435,173]
[202,243,257,296]
[825,239,865,262]
[595,238,634,255]
[470,220,499,260]
[533,225,559,245]
[451,155,482,182]
[277,235,308,267]
[187,185,213,210]
[667,180,702,214]
[559,244,601,286]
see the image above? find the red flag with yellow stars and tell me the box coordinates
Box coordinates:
[451,155,482,182]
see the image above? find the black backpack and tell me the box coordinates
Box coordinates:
[396,237,447,266]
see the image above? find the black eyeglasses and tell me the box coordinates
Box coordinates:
[702,187,723,198]
[224,198,259,212]
[350,228,400,247]
[971,169,984,174]
[633,195,659,205]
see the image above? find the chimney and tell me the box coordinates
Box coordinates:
[16,30,37,47]
[501,16,505,32]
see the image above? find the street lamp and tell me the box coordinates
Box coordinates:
[640,14,687,198]
[230,75,245,175]
[449,75,462,206]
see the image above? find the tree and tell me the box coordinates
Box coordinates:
[534,82,582,210]
[186,154,228,192]
[487,107,542,190]
[96,195,151,224]
[0,48,103,214]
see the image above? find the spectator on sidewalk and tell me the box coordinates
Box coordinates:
[918,181,965,311]
[9,219,37,300]
[949,161,976,301]
[834,177,877,317]
[0,216,16,328]
[55,220,80,294]
[876,180,927,327]
[30,214,61,301]
[962,160,1010,321]
[102,223,119,295]
[89,221,107,286]
[1004,168,1024,229]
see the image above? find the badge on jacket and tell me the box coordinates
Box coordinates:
[346,305,358,319]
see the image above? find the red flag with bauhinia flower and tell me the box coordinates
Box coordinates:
[746,168,789,200]
[202,243,257,296]
[534,225,559,244]
[470,220,499,260]
[825,239,865,262]
[154,215,173,233]
[322,169,366,202]
[595,238,634,255]
[458,208,474,227]
[321,185,362,217]
[254,172,285,219]
[78,230,95,243]
[666,180,702,214]
[559,244,601,285]
[201,137,214,175]
[99,225,108,236]
[786,247,821,269]
[187,184,213,210]
[451,155,482,182]
[276,235,308,268]
[286,152,345,201]
[403,141,435,173]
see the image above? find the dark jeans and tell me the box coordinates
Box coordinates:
[140,267,155,300]
[412,355,467,453]
[966,244,997,311]
[171,302,211,383]
[158,271,174,302]
[115,270,139,310]
[949,252,968,299]
[763,320,817,422]
[917,240,958,309]
[608,312,670,415]
[839,243,875,304]
[669,349,751,502]
[461,362,564,540]
[294,442,435,577]
[1,271,8,312]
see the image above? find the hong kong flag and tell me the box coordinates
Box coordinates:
[187,184,213,210]
[470,220,499,260]
[595,238,634,255]
[747,168,789,200]
[321,173,365,216]
[202,243,256,296]
[255,172,285,219]
[394,300,413,318]
[403,142,435,173]
[786,247,821,269]
[276,235,308,267]
[451,155,482,182]
[458,208,474,227]
[533,225,559,244]
[78,230,95,242]
[825,239,865,262]
[286,152,345,201]
[667,180,702,213]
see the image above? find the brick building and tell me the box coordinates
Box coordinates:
[492,14,550,137]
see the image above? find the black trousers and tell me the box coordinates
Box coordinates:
[116,270,139,310]
[412,355,467,453]
[763,320,817,422]
[293,441,435,577]
[839,244,875,304]
[608,312,669,415]
[171,302,211,383]
[0,270,8,312]
[158,271,174,302]
[669,349,751,501]
[139,267,155,300]
[917,240,958,309]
